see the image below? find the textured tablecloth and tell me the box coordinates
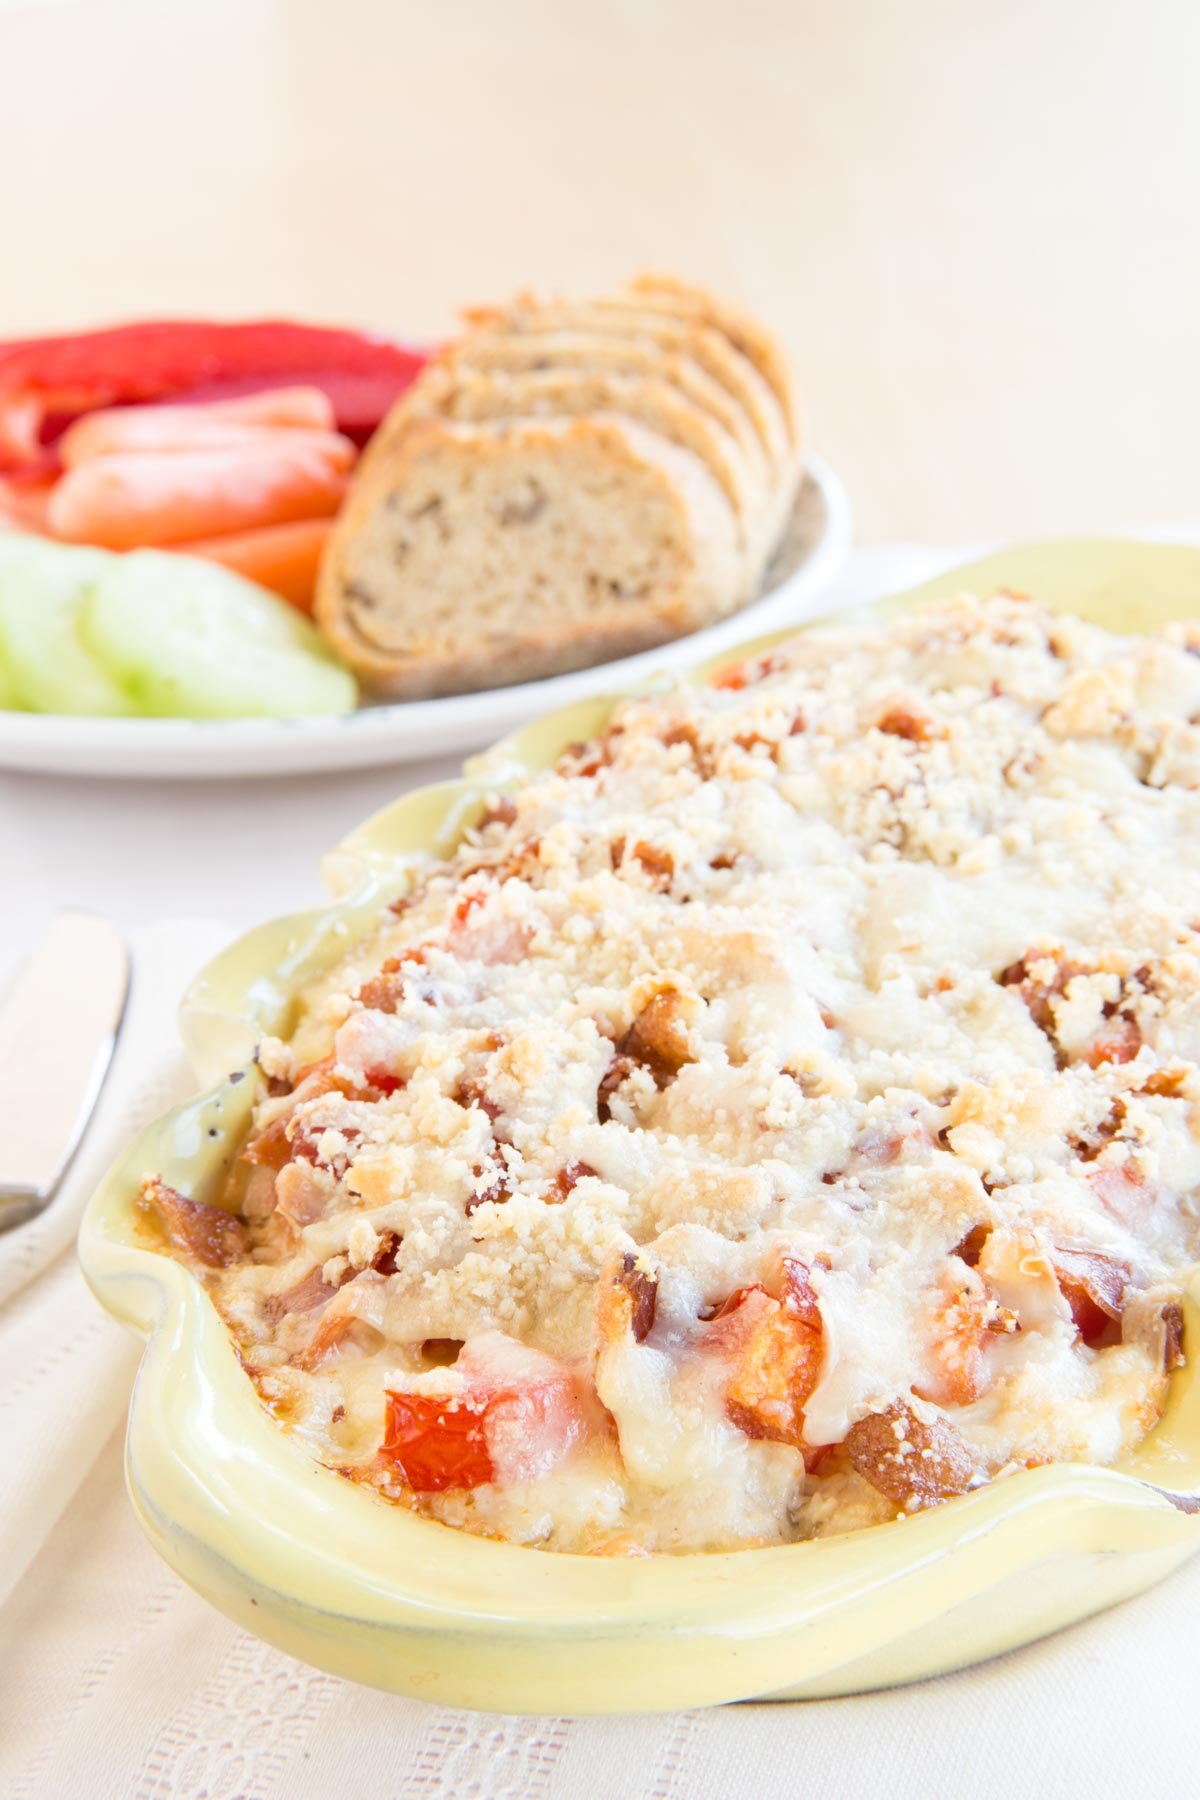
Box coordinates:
[2,543,1199,1798]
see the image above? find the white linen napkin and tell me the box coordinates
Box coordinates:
[0,917,227,1609]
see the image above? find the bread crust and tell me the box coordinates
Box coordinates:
[626,272,799,446]
[468,294,793,470]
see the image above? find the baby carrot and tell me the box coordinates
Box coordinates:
[47,440,350,549]
[59,387,338,465]
[177,517,332,612]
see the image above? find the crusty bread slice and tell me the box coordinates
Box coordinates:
[450,328,768,477]
[468,295,791,470]
[315,414,746,699]
[624,272,799,447]
[461,291,801,555]
[375,363,770,600]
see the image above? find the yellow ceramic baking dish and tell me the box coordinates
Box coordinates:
[80,539,1200,1715]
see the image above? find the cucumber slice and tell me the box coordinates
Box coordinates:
[0,540,135,715]
[82,550,357,719]
[0,537,29,710]
[0,640,20,711]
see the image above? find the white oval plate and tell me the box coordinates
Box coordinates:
[0,457,850,779]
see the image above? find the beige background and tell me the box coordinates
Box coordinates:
[1,0,1197,542]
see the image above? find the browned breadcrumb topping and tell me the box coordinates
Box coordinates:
[146,595,1200,1553]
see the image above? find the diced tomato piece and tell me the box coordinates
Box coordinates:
[382,1333,585,1493]
[382,1391,494,1492]
[363,1067,404,1096]
[1051,1245,1130,1346]
[709,1266,824,1449]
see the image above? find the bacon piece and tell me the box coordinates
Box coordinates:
[1085,1016,1143,1068]
[711,650,786,691]
[476,795,517,831]
[455,1074,502,1125]
[596,1055,635,1123]
[556,727,622,778]
[262,1264,340,1324]
[465,1168,510,1216]
[845,1401,975,1509]
[998,951,1083,1056]
[952,1224,989,1267]
[242,1056,367,1171]
[241,1113,293,1172]
[597,990,693,1121]
[371,1230,402,1275]
[552,1159,598,1201]
[1162,1303,1186,1371]
[610,837,675,887]
[137,1175,247,1269]
[1051,1246,1130,1346]
[1000,949,1146,1069]
[613,1253,658,1342]
[354,953,428,1014]
[621,990,693,1087]
[877,703,945,742]
[660,721,715,776]
[273,1159,334,1229]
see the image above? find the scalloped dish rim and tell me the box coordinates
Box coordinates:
[80,536,1200,1713]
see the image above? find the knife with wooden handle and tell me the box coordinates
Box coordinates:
[0,912,129,1233]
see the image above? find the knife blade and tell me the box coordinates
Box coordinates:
[0,912,129,1233]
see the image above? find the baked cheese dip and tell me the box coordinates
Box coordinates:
[141,594,1200,1553]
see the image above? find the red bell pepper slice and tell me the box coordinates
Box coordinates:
[0,319,429,475]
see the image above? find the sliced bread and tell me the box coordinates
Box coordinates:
[449,328,771,490]
[315,413,746,700]
[374,363,771,600]
[624,272,800,447]
[469,294,793,472]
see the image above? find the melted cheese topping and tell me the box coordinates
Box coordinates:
[172,595,1200,1553]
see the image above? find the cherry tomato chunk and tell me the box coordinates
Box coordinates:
[382,1391,494,1492]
